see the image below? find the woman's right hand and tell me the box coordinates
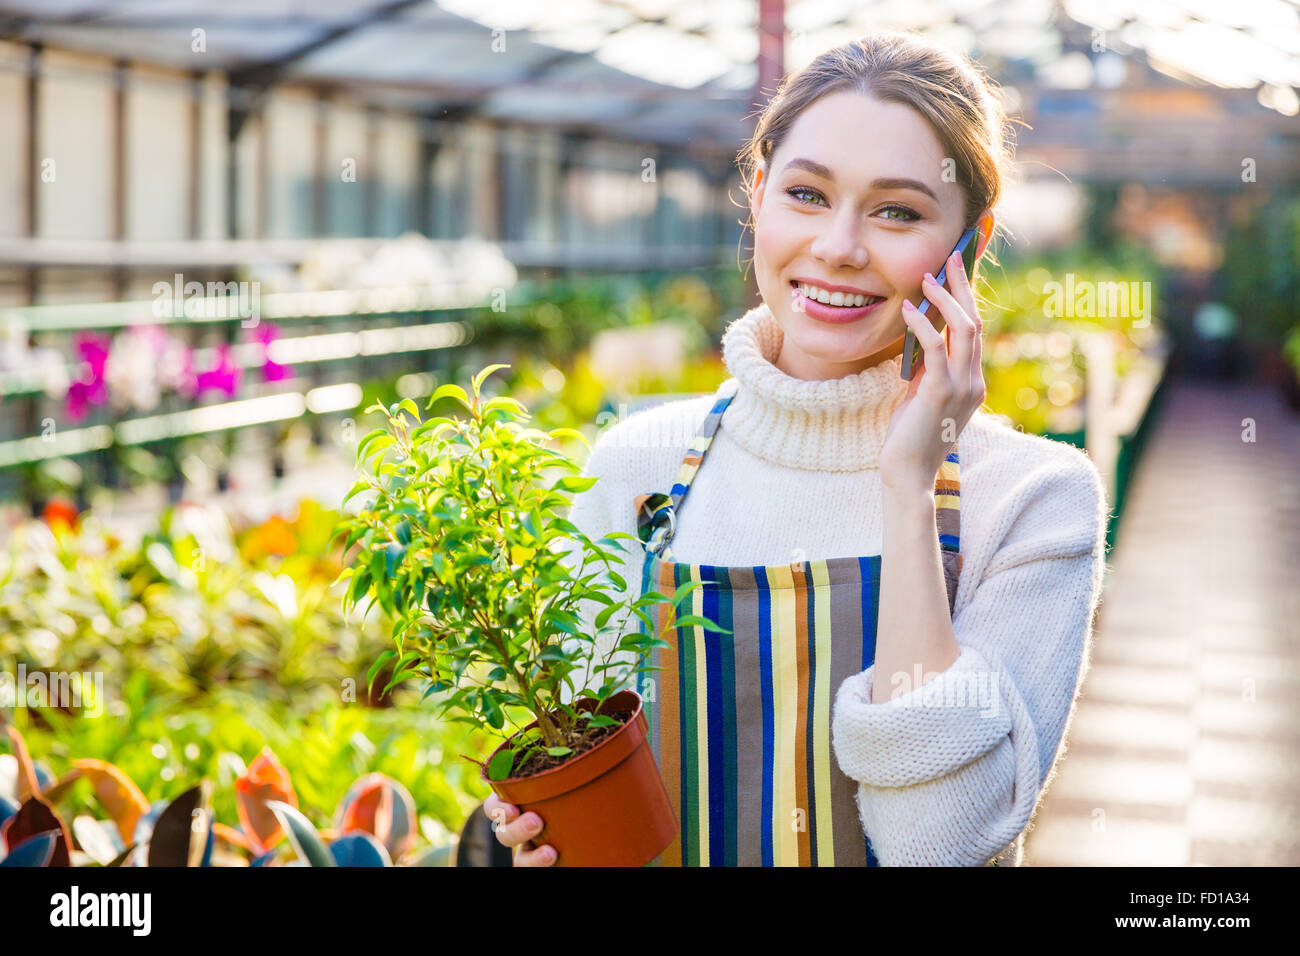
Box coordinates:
[483,792,557,866]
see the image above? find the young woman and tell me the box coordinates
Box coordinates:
[487,29,1108,867]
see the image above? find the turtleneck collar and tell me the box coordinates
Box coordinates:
[718,301,911,472]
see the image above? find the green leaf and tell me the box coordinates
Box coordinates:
[367,650,396,692]
[482,394,527,416]
[341,480,373,506]
[546,427,590,450]
[546,746,573,758]
[594,603,621,629]
[487,749,515,781]
[670,614,712,628]
[472,363,511,396]
[671,579,705,606]
[355,428,389,464]
[410,417,457,443]
[342,525,367,553]
[552,474,598,494]
[385,541,406,579]
[397,398,420,421]
[427,383,472,412]
[363,435,395,462]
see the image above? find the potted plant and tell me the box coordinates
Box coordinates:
[331,363,716,866]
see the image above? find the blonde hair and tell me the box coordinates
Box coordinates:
[737,29,1020,276]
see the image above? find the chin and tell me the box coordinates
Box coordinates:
[788,313,903,366]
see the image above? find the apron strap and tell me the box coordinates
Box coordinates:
[935,447,963,615]
[634,382,963,617]
[635,378,739,558]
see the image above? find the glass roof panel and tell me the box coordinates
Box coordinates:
[0,0,1296,146]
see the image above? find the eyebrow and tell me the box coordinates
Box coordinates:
[780,156,939,202]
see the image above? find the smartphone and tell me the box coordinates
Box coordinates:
[900,223,982,381]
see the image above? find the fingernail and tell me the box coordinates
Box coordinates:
[924,272,935,284]
[527,815,543,832]
[542,847,556,862]
[903,299,915,310]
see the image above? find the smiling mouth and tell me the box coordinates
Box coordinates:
[790,280,886,308]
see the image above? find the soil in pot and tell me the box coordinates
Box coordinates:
[510,715,628,778]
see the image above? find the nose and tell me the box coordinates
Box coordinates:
[809,207,869,270]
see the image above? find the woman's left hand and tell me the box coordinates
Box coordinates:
[880,248,986,489]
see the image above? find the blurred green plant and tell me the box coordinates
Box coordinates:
[973,248,1164,435]
[0,498,392,709]
[1222,194,1300,351]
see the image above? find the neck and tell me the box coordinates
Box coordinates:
[719,302,911,472]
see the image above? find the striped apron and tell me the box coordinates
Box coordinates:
[632,378,962,866]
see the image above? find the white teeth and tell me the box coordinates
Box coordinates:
[798,283,881,307]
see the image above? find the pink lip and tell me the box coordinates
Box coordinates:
[791,285,888,324]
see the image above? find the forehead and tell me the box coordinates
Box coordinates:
[771,90,954,198]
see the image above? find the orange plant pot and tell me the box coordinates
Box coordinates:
[482,689,677,867]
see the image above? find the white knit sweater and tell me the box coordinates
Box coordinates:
[563,302,1110,867]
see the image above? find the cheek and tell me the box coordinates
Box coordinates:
[883,245,945,292]
[754,203,802,267]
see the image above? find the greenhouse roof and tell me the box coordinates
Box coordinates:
[0,0,1297,148]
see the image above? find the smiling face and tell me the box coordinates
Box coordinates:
[751,89,992,381]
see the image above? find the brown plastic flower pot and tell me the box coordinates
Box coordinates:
[482,689,677,867]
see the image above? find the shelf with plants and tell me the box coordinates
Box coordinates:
[0,269,744,473]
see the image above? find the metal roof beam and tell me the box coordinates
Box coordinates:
[227,0,428,89]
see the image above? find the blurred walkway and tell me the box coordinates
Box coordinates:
[1026,375,1300,865]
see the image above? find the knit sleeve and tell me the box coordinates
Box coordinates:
[829,449,1109,866]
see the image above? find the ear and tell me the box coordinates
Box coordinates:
[972,211,995,261]
[751,162,768,217]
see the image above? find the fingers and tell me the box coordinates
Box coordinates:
[483,792,513,835]
[485,796,557,864]
[946,247,980,323]
[491,802,540,848]
[944,249,985,397]
[514,842,558,867]
[902,298,946,384]
[922,261,978,395]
